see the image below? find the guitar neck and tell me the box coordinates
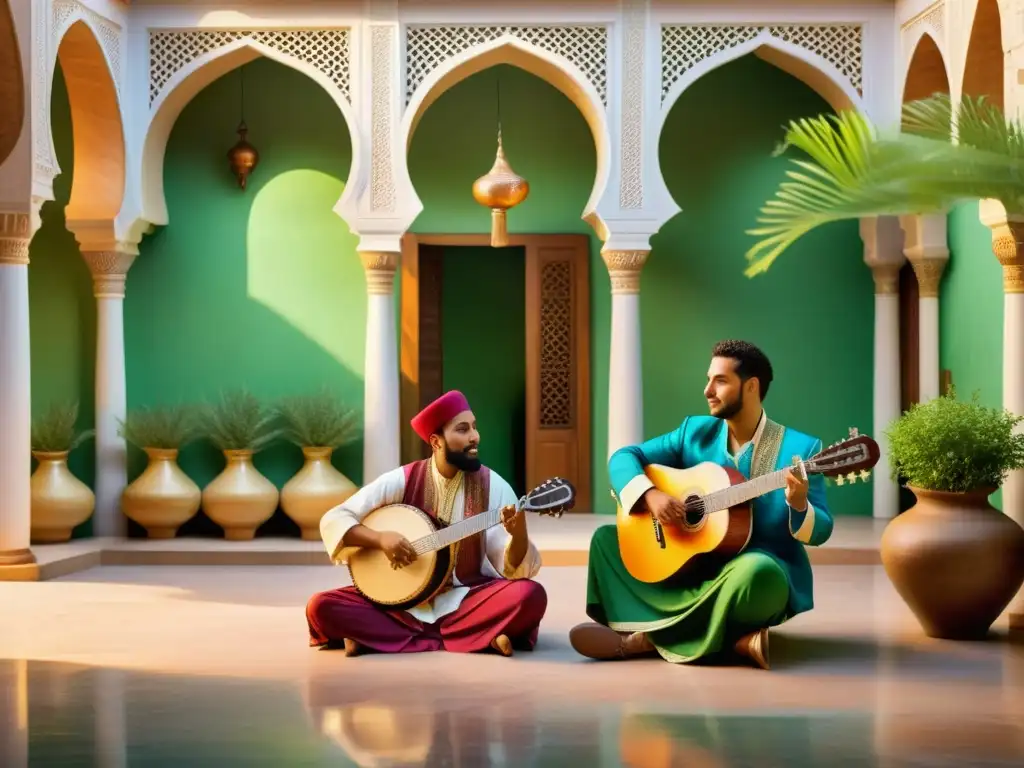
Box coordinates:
[413,506,506,555]
[703,467,792,512]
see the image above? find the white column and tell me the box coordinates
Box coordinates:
[981,202,1024,631]
[861,218,905,519]
[900,214,948,403]
[81,250,137,539]
[870,263,902,519]
[0,212,35,572]
[0,659,28,768]
[359,251,400,481]
[602,250,649,457]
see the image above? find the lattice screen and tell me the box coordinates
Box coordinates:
[660,24,863,104]
[405,25,608,106]
[539,260,574,429]
[149,29,351,106]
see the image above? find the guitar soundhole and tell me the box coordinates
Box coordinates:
[682,495,705,530]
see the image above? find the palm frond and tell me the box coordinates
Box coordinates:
[902,93,1024,160]
[744,106,1024,277]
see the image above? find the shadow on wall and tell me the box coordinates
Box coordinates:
[123,58,366,538]
[649,54,874,516]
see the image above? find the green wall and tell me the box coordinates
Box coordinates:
[941,201,1005,508]
[29,65,97,536]
[652,55,875,516]
[441,246,527,494]
[30,56,892,533]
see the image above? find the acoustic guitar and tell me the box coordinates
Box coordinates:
[348,477,576,610]
[616,429,880,583]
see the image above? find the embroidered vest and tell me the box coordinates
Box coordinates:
[401,459,491,586]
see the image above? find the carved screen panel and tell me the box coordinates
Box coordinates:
[525,238,591,513]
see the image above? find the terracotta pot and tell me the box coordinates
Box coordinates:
[121,448,202,538]
[30,450,95,543]
[881,485,1024,639]
[280,446,358,540]
[201,449,279,540]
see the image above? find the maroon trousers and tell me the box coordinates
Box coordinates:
[307,579,548,654]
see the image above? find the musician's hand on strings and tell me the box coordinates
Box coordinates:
[784,467,809,512]
[380,531,417,569]
[643,488,686,527]
[500,504,526,538]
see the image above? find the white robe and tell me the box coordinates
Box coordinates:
[319,462,542,624]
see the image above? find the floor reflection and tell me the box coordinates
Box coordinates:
[4,659,1023,767]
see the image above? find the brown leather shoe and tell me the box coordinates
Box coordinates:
[733,628,769,670]
[490,634,513,657]
[569,622,655,660]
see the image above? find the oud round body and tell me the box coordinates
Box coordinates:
[615,462,753,583]
[347,504,454,610]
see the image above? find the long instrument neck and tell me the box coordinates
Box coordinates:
[702,467,794,512]
[412,506,506,555]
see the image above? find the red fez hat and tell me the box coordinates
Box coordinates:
[410,390,472,443]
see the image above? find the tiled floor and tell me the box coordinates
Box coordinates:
[1,562,1022,765]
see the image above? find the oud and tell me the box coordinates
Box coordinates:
[616,431,880,583]
[348,477,575,610]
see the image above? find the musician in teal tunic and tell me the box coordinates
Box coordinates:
[569,340,834,669]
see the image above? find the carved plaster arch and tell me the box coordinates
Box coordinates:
[0,0,24,167]
[52,18,126,222]
[398,37,612,239]
[901,32,951,105]
[659,33,867,131]
[961,0,1004,109]
[140,41,363,228]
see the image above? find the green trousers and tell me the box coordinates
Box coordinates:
[585,525,791,663]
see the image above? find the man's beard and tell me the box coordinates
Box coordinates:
[445,442,481,473]
[712,389,744,420]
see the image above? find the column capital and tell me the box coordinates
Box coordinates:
[898,213,949,262]
[0,211,37,266]
[868,262,901,295]
[359,250,399,295]
[81,248,139,299]
[602,249,649,295]
[979,199,1024,293]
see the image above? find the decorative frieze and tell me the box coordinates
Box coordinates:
[990,220,1024,294]
[370,25,397,213]
[81,250,138,298]
[53,1,122,93]
[619,0,645,210]
[404,25,608,106]
[602,250,649,295]
[148,29,351,106]
[360,251,398,295]
[0,213,32,266]
[660,24,863,104]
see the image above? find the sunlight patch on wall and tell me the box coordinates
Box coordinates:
[246,169,362,370]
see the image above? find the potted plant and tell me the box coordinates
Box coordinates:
[199,389,280,540]
[276,388,360,540]
[119,404,202,539]
[29,400,95,543]
[881,390,1024,639]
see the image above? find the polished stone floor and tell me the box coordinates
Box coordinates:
[1,564,1022,766]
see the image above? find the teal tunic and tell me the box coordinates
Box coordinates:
[586,414,833,663]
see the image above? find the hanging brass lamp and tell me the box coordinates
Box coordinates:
[227,64,259,189]
[472,74,528,247]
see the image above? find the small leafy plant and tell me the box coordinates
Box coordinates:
[886,389,1024,492]
[118,404,200,450]
[199,389,279,453]
[275,387,360,449]
[31,400,94,453]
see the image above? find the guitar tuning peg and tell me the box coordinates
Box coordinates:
[836,474,845,486]
[846,472,857,484]
[858,469,871,482]
[849,427,859,438]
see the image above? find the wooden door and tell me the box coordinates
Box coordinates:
[524,236,591,513]
[399,236,444,464]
